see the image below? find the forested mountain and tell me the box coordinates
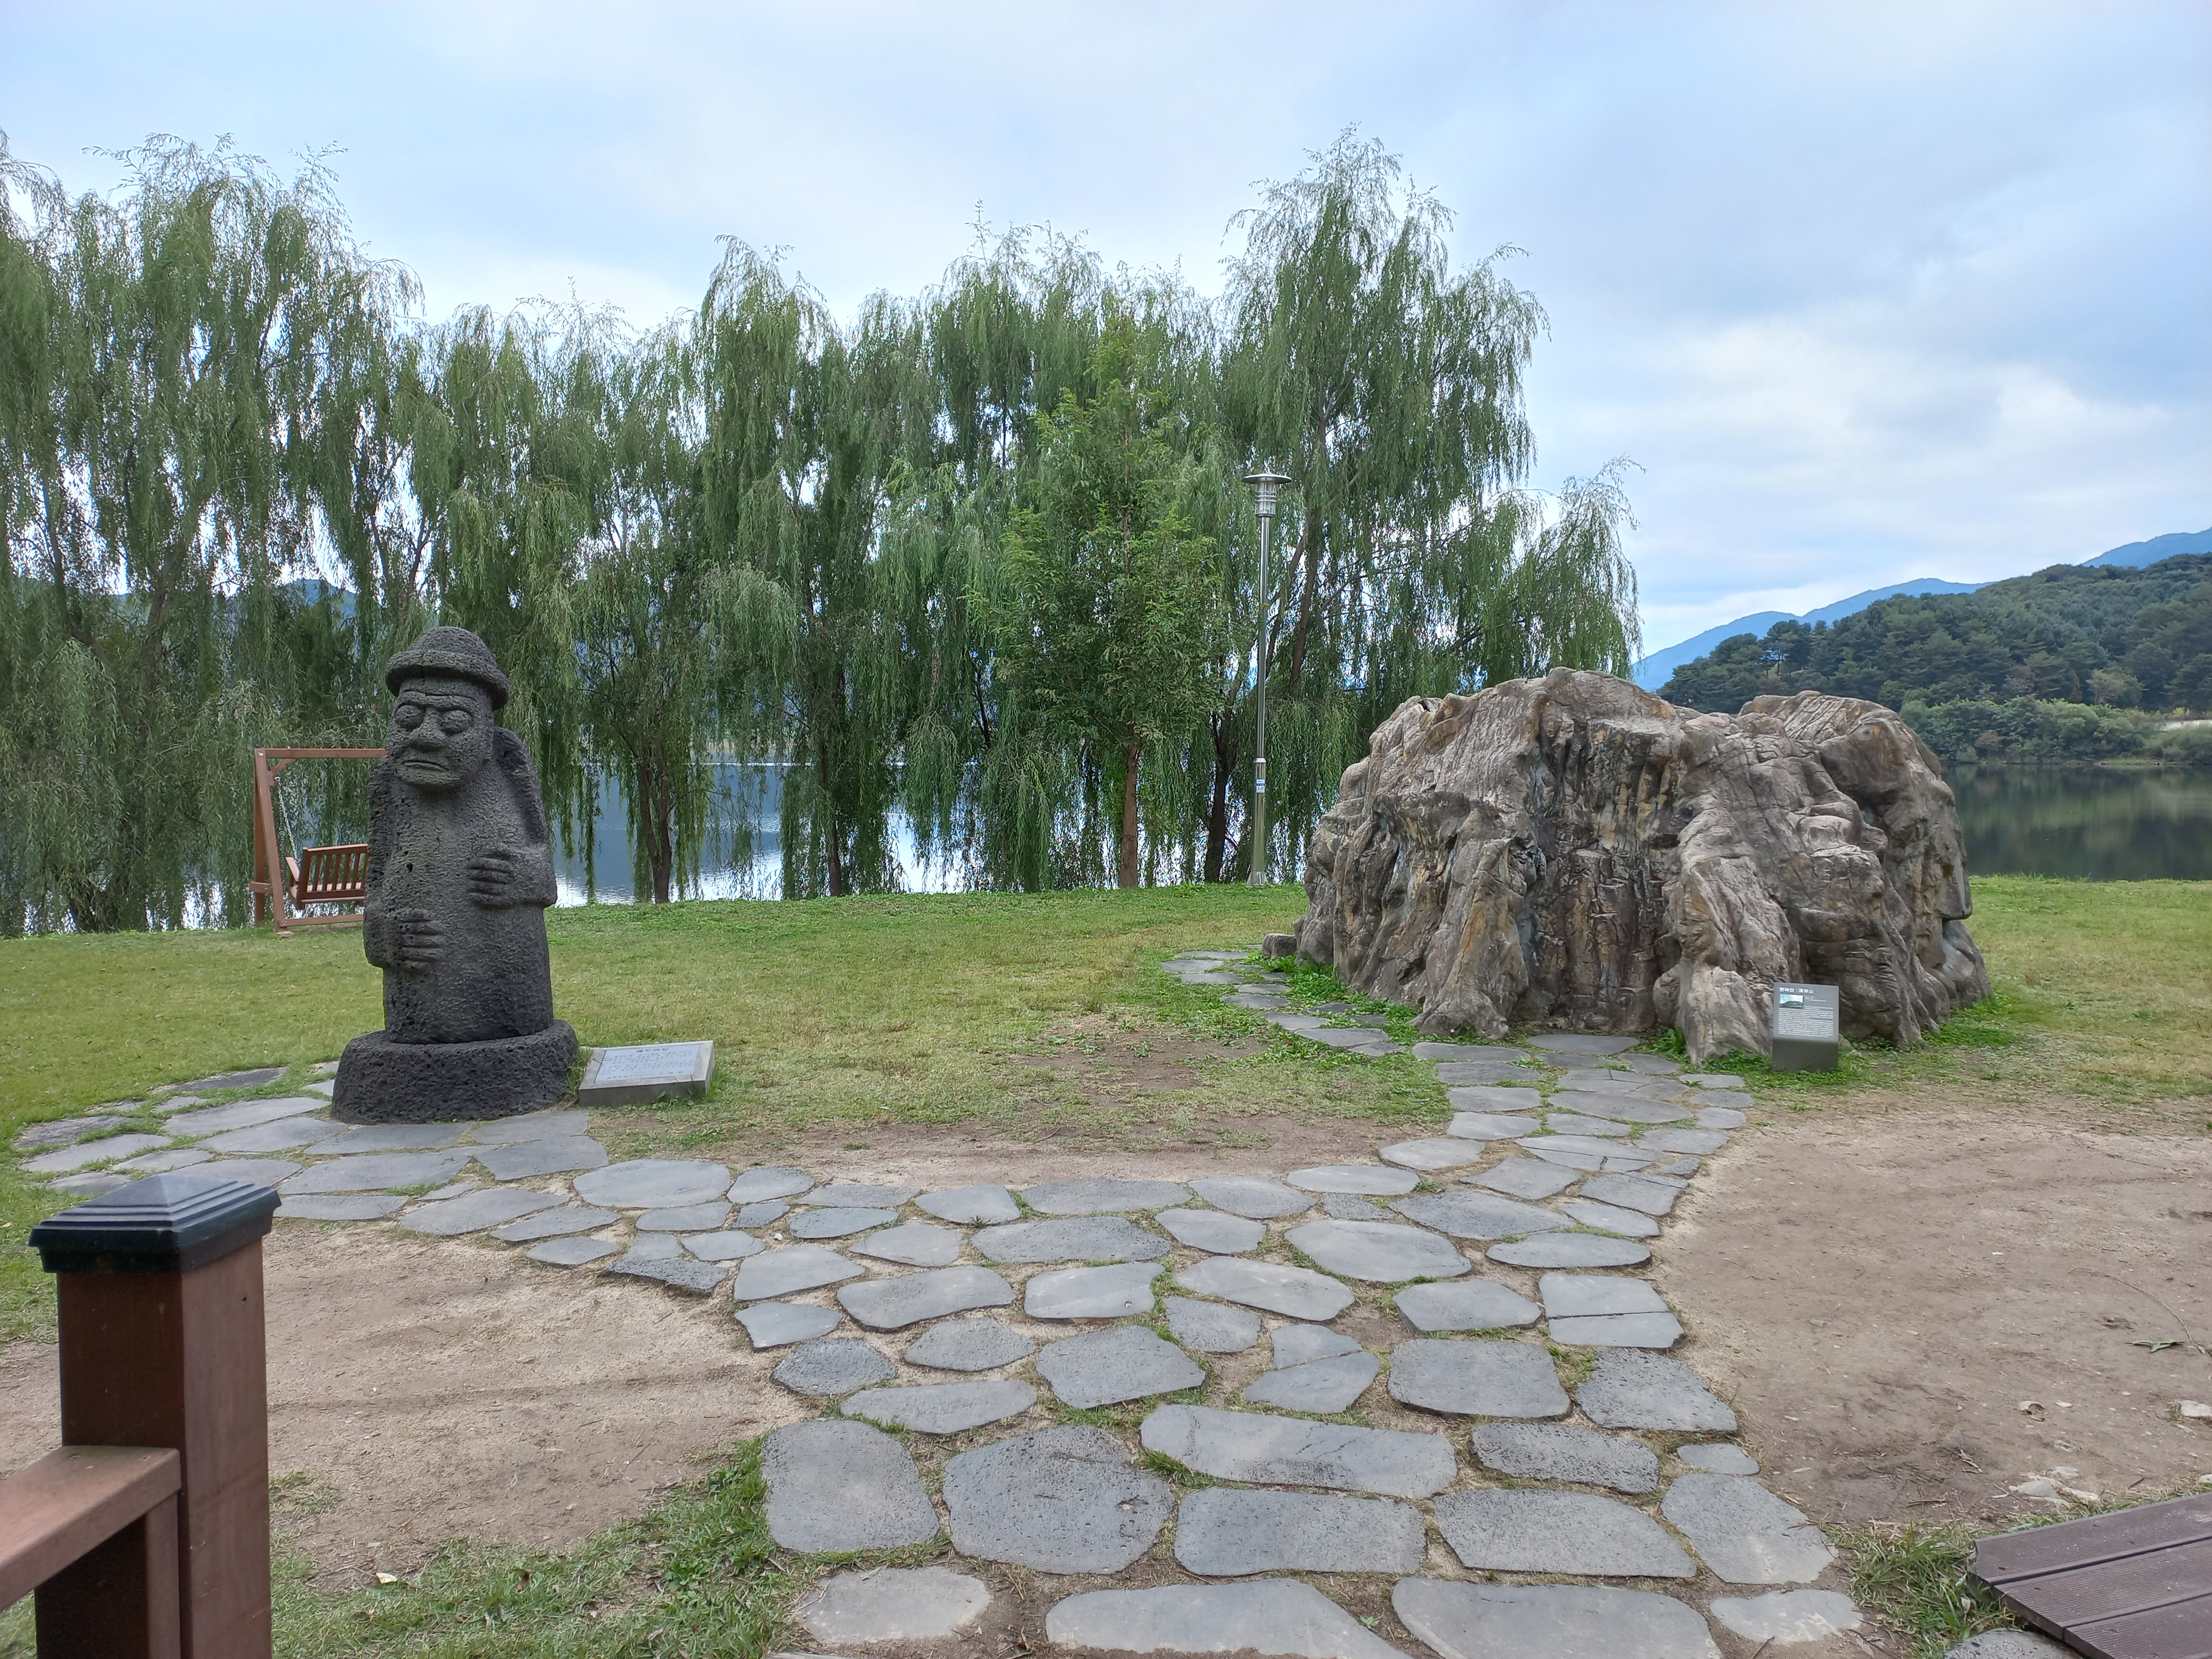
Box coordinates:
[1659,554,2212,717]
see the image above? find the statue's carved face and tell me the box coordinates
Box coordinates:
[387,676,495,793]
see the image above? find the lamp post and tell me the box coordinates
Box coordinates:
[1243,470,1289,885]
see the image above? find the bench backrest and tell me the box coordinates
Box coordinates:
[292,843,370,905]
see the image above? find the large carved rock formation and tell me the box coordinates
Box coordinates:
[1293,669,1988,1062]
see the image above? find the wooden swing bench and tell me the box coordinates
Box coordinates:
[248,746,384,934]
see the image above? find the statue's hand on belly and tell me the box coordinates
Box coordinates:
[388,908,445,970]
[468,847,531,908]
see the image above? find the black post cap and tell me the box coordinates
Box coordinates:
[28,1173,280,1275]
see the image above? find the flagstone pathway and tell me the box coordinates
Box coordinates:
[19,950,1921,1657]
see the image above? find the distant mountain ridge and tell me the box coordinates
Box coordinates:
[1631,527,2212,690]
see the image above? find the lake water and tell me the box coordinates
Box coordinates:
[549,761,2212,901]
[1951,765,2212,882]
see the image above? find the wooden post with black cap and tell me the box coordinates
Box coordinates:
[27,1173,280,1658]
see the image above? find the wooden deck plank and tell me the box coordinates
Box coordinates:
[1977,1494,2212,1659]
[1977,1495,2212,1584]
[2073,1591,2212,1659]
[0,1446,181,1608]
[1998,1535,2212,1626]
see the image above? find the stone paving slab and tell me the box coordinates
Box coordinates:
[1540,1273,1669,1318]
[915,1183,1019,1224]
[1446,1085,1543,1115]
[279,1149,476,1194]
[1678,1442,1759,1473]
[637,1201,730,1232]
[730,1199,789,1228]
[116,1149,210,1173]
[1578,1172,1686,1216]
[1617,1052,1684,1075]
[1637,1127,1728,1155]
[605,1251,727,1294]
[1036,1326,1205,1408]
[1287,1219,1471,1283]
[1521,1139,1661,1173]
[840,1264,1017,1328]
[527,1235,618,1267]
[15,1113,131,1151]
[850,1222,962,1266]
[796,1565,994,1646]
[1393,1580,1722,1659]
[401,1187,563,1237]
[1024,1262,1161,1319]
[1549,1093,1695,1124]
[199,1159,303,1187]
[684,1230,764,1262]
[1549,1312,1686,1349]
[1288,1163,1421,1197]
[25,1134,173,1173]
[761,1420,939,1552]
[1174,1257,1355,1320]
[48,1173,131,1197]
[798,1183,919,1207]
[1527,1034,1639,1054]
[1045,1581,1406,1659]
[1155,1207,1264,1253]
[151,1094,210,1113]
[773,1338,899,1396]
[1139,1404,1456,1497]
[789,1206,898,1239]
[1172,1489,1427,1578]
[1447,1110,1538,1139]
[1488,1233,1652,1268]
[1391,1190,1571,1239]
[735,1302,844,1349]
[1394,1279,1542,1332]
[1471,1421,1660,1493]
[180,1066,287,1091]
[903,1316,1035,1371]
[1240,1352,1378,1413]
[1576,1352,1738,1431]
[493,1205,619,1242]
[200,1118,335,1154]
[277,1194,406,1221]
[1163,1297,1262,1353]
[1942,1632,2072,1658]
[1557,1198,1663,1237]
[469,1107,591,1144]
[731,1245,869,1301]
[1652,1155,1702,1178]
[1435,1487,1696,1577]
[1186,1174,1312,1218]
[726,1166,815,1202]
[974,1216,1169,1264]
[476,1138,608,1180]
[165,1097,325,1136]
[1542,1113,1637,1139]
[1681,1072,1746,1088]
[1413,1041,1520,1061]
[1387,1338,1571,1418]
[1467,1156,1579,1200]
[1020,1177,1189,1214]
[1435,1062,1542,1086]
[573,1159,730,1208]
[624,1233,684,1261]
[1379,1137,1489,1171]
[1707,1588,1862,1643]
[942,1426,1171,1573]
[1272,1326,1363,1367]
[1696,1106,1747,1128]
[1321,1194,1389,1220]
[304,1122,467,1154]
[1660,1472,1835,1583]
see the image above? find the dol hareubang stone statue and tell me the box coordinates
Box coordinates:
[1293,669,1989,1063]
[332,627,578,1123]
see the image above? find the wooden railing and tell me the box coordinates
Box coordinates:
[8,1173,278,1657]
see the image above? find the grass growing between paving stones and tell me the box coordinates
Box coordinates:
[1839,1520,2028,1659]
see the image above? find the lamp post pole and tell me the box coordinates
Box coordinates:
[1243,470,1289,885]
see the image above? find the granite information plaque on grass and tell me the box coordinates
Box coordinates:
[1770,983,1839,1072]
[578,1040,716,1106]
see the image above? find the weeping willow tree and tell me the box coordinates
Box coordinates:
[0,135,413,932]
[1212,130,1639,880]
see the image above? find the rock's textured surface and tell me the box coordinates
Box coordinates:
[1171,1489,1427,1577]
[1395,1279,1543,1332]
[1285,1219,1470,1283]
[841,1265,1017,1328]
[1470,1421,1661,1493]
[1434,1488,1697,1577]
[1186,1174,1312,1219]
[1576,1351,1739,1431]
[796,1566,993,1645]
[1174,1257,1355,1320]
[1163,1297,1263,1353]
[1240,1352,1378,1413]
[1393,1580,1723,1659]
[1388,1338,1570,1418]
[772,1338,898,1396]
[760,1420,939,1552]
[1291,670,1988,1060]
[1036,1327,1205,1408]
[1140,1405,1456,1497]
[974,1216,1168,1263]
[904,1316,1035,1371]
[843,1379,1036,1434]
[1661,1473,1836,1583]
[1045,1582,1406,1659]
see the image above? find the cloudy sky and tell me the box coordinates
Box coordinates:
[6,0,2207,652]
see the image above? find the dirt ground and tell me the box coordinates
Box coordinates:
[0,1086,2205,1649]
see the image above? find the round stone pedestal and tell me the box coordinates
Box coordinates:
[332,1020,577,1123]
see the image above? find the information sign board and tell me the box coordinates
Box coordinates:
[1770,982,1840,1073]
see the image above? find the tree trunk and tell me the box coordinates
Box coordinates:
[817,730,847,898]
[641,757,674,904]
[1286,508,1322,696]
[1204,713,1233,883]
[1118,741,1142,889]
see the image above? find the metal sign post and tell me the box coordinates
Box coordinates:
[1242,470,1289,886]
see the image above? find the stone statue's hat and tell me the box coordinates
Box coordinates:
[384,626,511,708]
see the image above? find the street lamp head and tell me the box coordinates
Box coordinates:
[1242,469,1291,521]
